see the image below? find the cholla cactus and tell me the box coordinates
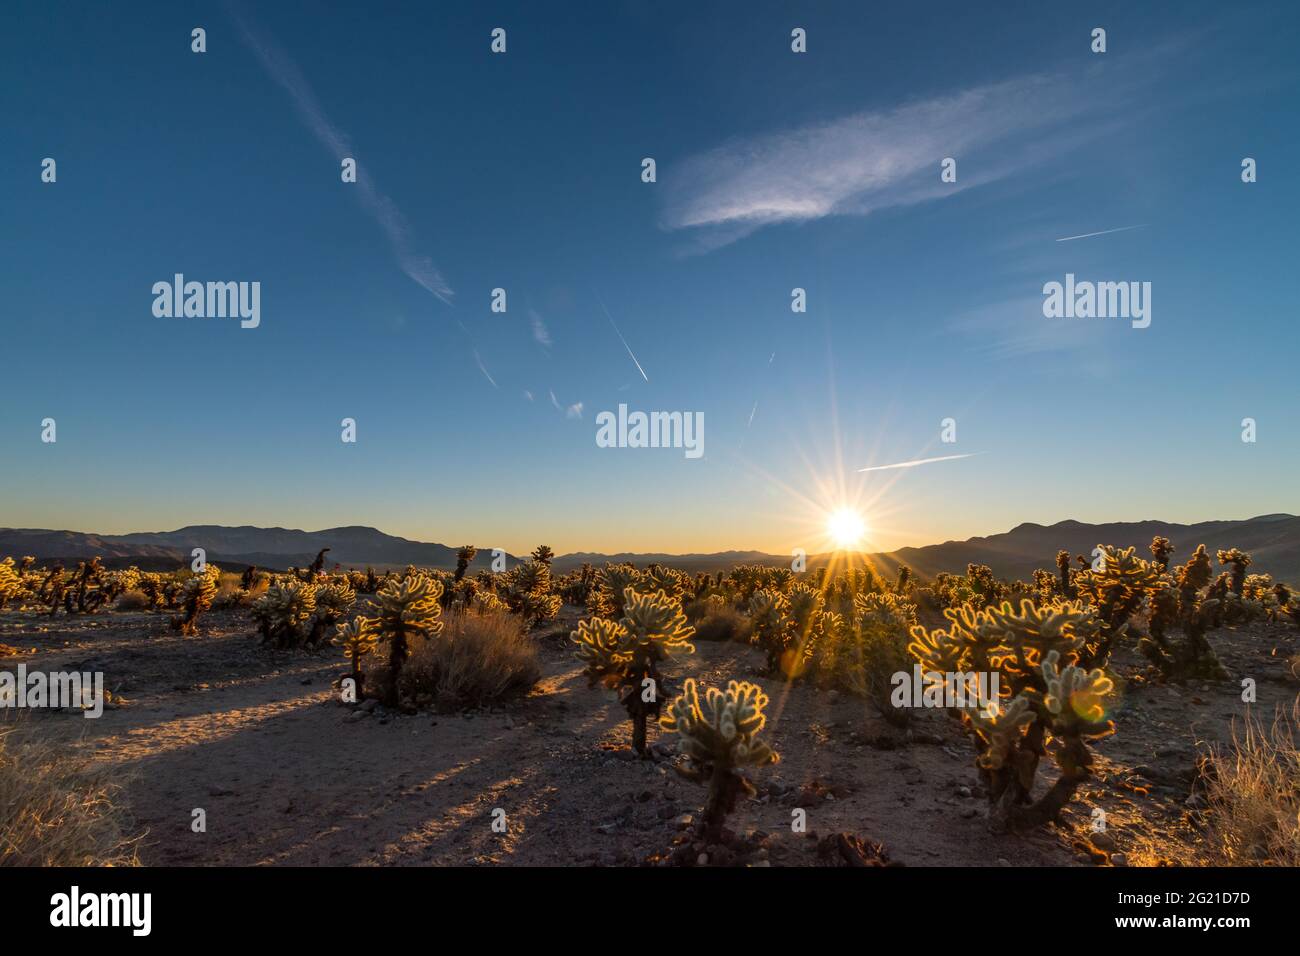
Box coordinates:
[660,678,779,844]
[170,572,217,635]
[310,580,356,645]
[1055,550,1075,598]
[1149,536,1175,572]
[747,588,795,675]
[908,599,1116,830]
[1073,545,1160,652]
[1216,548,1252,596]
[1139,543,1228,679]
[251,581,318,647]
[572,587,695,756]
[371,572,444,706]
[0,558,23,609]
[333,617,378,697]
[595,564,641,617]
[504,560,561,626]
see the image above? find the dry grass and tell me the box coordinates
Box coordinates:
[0,723,140,866]
[1202,695,1300,865]
[396,609,541,711]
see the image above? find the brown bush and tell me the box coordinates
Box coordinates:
[394,609,540,711]
[0,725,140,866]
[1202,696,1300,865]
[686,600,751,643]
[113,589,151,611]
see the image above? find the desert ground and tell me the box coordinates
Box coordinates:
[4,602,1295,867]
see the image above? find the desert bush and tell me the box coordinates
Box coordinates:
[572,586,695,756]
[114,589,151,611]
[0,726,139,866]
[687,596,751,643]
[748,585,825,678]
[1202,697,1300,866]
[397,609,540,710]
[660,678,779,843]
[908,599,1117,830]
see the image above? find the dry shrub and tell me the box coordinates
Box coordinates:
[396,609,540,711]
[688,601,751,643]
[0,725,140,866]
[114,589,151,611]
[1202,696,1300,865]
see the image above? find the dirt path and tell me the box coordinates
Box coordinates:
[4,609,1296,866]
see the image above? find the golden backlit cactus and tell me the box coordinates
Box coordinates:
[571,586,695,756]
[0,558,22,610]
[661,678,779,844]
[1217,548,1252,595]
[333,616,378,697]
[171,572,217,636]
[1139,543,1229,679]
[310,580,356,645]
[1072,545,1160,658]
[747,588,797,675]
[371,572,444,706]
[907,598,1116,831]
[251,581,318,648]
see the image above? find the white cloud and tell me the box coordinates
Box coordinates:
[660,71,1116,250]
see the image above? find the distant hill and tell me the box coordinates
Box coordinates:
[2,515,1297,582]
[553,515,1300,583]
[0,525,519,573]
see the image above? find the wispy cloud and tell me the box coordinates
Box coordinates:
[661,70,1125,251]
[229,4,453,303]
[858,452,983,473]
[529,308,552,348]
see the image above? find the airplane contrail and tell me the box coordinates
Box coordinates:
[473,350,498,389]
[594,291,649,383]
[857,452,983,473]
[1055,224,1148,243]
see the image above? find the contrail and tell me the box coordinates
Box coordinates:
[857,452,982,473]
[228,3,453,303]
[1055,224,1147,243]
[594,291,649,383]
[746,400,759,428]
[473,350,498,389]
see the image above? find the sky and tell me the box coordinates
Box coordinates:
[2,1,1297,556]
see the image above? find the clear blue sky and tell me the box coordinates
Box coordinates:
[2,1,1296,555]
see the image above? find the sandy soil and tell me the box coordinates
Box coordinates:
[3,606,1296,866]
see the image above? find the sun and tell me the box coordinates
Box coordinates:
[826,507,867,549]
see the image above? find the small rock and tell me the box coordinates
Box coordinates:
[696,853,709,866]
[957,785,973,799]
[676,814,695,829]
[1110,853,1128,866]
[960,807,978,819]
[1090,831,1116,851]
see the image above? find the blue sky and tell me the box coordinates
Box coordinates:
[2,1,1297,554]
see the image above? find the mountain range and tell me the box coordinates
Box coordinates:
[2,514,1298,582]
